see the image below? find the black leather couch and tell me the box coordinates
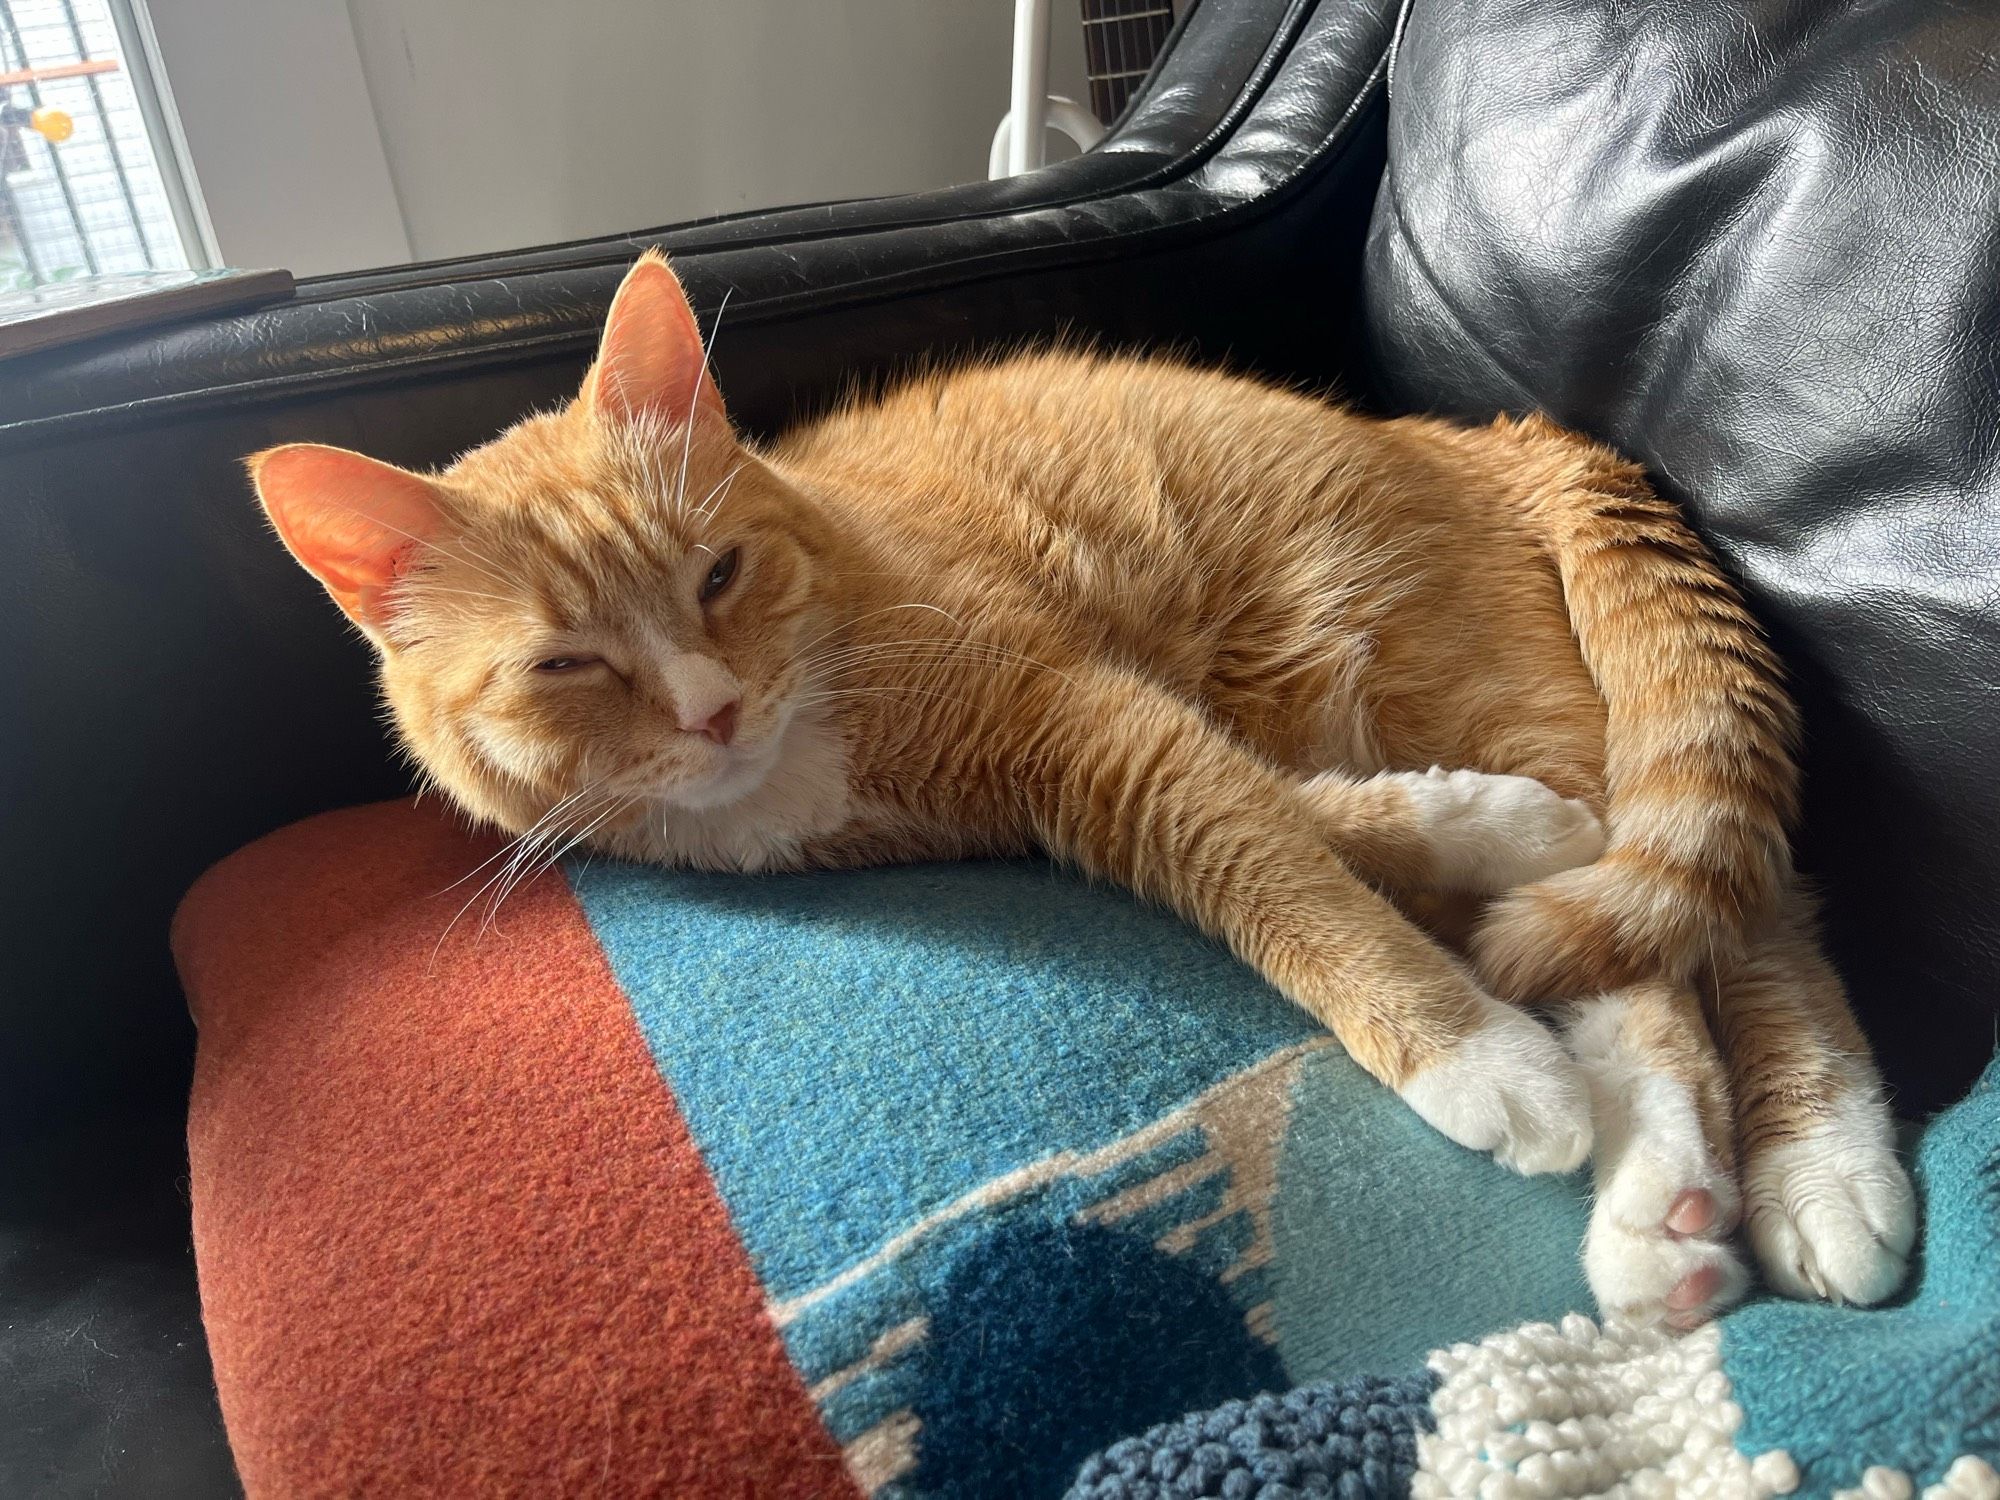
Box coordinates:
[4,0,1994,1492]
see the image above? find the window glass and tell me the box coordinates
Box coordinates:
[128,1,1185,279]
[1,0,197,287]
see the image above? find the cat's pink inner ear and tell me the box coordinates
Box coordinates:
[588,252,726,428]
[250,444,446,629]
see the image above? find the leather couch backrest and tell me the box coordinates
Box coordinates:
[1361,0,2000,1110]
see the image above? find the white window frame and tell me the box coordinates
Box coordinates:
[106,0,219,268]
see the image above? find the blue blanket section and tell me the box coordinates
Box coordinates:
[1066,1375,1441,1500]
[571,857,1596,1496]
[571,858,1319,1300]
[1724,1055,2000,1492]
[1273,1051,1591,1378]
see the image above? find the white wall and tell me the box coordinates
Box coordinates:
[147,0,1091,277]
[144,0,412,275]
[346,0,1091,264]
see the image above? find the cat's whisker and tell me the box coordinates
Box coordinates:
[791,639,1011,678]
[459,808,585,922]
[429,782,619,965]
[427,531,516,585]
[690,462,747,525]
[797,639,985,667]
[493,790,600,881]
[430,829,567,968]
[431,778,610,899]
[523,795,637,891]
[323,503,514,589]
[796,655,995,690]
[798,636,1072,685]
[479,792,634,936]
[796,692,984,720]
[417,585,526,609]
[455,798,609,947]
[802,653,1033,688]
[804,637,1052,668]
[431,820,561,906]
[788,602,971,659]
[672,287,732,518]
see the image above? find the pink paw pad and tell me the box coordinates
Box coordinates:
[1583,1145,1749,1329]
[1664,1187,1739,1238]
[1665,1264,1727,1329]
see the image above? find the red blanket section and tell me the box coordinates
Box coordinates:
[174,799,856,1498]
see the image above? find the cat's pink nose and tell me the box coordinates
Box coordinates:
[689,699,739,746]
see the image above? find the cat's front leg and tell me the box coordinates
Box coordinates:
[1013,665,1592,1175]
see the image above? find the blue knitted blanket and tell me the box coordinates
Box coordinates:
[1068,1057,2000,1499]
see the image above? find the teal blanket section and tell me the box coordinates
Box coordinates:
[569,856,1598,1497]
[1725,1054,2000,1490]
[1272,1047,1593,1378]
[568,859,1320,1301]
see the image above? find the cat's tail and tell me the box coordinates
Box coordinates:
[1471,414,1801,1001]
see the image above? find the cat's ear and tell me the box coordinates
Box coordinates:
[583,249,727,429]
[248,443,448,639]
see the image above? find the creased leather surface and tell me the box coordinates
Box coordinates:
[0,1128,240,1498]
[1362,0,2000,1111]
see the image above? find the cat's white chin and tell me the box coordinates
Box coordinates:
[627,702,853,872]
[652,698,802,812]
[659,738,782,811]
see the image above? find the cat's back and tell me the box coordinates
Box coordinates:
[766,349,1332,520]
[778,348,1204,455]
[768,346,1579,528]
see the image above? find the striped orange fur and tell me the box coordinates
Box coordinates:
[1467,414,1801,1003]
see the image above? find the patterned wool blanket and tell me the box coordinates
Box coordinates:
[177,806,1999,1497]
[1070,1058,2000,1499]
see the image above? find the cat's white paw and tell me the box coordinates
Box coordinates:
[1567,994,1749,1328]
[1377,766,1605,895]
[1583,1087,1749,1329]
[1744,1086,1916,1305]
[1398,996,1593,1175]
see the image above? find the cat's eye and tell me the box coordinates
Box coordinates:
[699,548,740,604]
[531,655,599,674]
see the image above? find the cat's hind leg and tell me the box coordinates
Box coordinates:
[1713,898,1916,1306]
[1300,766,1606,899]
[1565,981,1751,1328]
[1302,764,1736,1318]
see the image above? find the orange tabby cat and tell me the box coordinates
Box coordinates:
[250,251,1914,1328]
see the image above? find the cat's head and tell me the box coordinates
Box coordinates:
[250,251,835,838]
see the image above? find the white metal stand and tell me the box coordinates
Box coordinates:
[989,0,1105,179]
